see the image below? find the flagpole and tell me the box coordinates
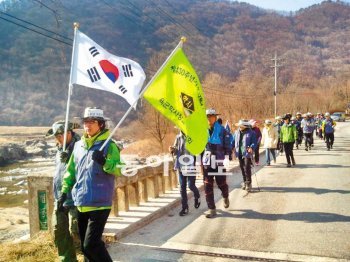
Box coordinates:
[99,37,187,151]
[63,22,79,151]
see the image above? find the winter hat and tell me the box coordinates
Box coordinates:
[46,121,77,137]
[265,119,272,125]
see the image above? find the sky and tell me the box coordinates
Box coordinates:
[237,0,350,12]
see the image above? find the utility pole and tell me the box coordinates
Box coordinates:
[271,52,282,118]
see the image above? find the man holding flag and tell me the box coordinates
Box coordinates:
[202,109,232,218]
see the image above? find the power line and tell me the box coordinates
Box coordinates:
[32,0,59,16]
[0,15,72,46]
[163,0,205,34]
[147,0,192,36]
[0,10,72,41]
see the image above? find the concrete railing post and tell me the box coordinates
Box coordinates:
[27,173,54,238]
[117,186,129,212]
[128,183,140,207]
[138,179,148,203]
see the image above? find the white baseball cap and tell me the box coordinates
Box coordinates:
[83,107,105,121]
[206,108,220,116]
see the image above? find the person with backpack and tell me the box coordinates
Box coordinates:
[249,119,262,166]
[294,112,303,149]
[280,114,297,167]
[202,108,232,218]
[46,121,80,262]
[232,120,257,192]
[322,112,336,150]
[169,130,200,216]
[301,112,315,151]
[59,107,123,262]
[274,116,284,155]
[261,119,278,166]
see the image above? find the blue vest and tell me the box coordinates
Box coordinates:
[206,121,232,160]
[324,119,335,134]
[71,140,115,207]
[53,134,79,206]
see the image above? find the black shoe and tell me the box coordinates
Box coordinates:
[205,209,217,218]
[194,198,201,209]
[224,197,230,208]
[305,147,308,151]
[327,148,330,151]
[179,207,189,216]
[287,163,292,167]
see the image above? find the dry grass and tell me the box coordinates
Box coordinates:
[0,126,49,145]
[0,232,56,262]
[0,232,84,262]
[122,133,176,157]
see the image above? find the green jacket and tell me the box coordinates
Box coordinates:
[62,129,123,212]
[280,123,297,143]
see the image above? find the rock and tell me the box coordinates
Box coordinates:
[0,144,27,166]
[24,139,51,157]
[16,219,26,225]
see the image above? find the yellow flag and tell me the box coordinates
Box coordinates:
[143,48,208,155]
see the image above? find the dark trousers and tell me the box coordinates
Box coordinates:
[304,133,313,148]
[77,209,112,262]
[53,206,78,262]
[203,166,228,210]
[296,131,303,146]
[254,144,260,163]
[283,142,295,165]
[278,138,284,153]
[318,128,323,139]
[238,156,252,184]
[325,133,334,149]
[178,170,200,209]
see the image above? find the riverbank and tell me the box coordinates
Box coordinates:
[0,207,29,243]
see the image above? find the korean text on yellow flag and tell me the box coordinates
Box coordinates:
[143,48,208,155]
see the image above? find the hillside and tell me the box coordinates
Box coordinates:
[0,0,349,125]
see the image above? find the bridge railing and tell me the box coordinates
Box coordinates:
[27,159,177,237]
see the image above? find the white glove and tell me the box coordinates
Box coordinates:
[223,156,230,169]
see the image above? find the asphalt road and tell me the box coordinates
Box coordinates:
[109,122,350,262]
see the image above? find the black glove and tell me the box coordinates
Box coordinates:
[92,150,106,166]
[57,193,67,212]
[60,151,69,163]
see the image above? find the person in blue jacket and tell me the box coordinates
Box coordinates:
[322,112,336,151]
[233,120,257,192]
[46,121,80,262]
[202,108,232,218]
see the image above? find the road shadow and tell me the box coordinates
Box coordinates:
[259,186,350,195]
[295,153,343,157]
[221,209,350,223]
[292,163,350,168]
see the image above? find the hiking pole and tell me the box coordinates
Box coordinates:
[251,155,260,191]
